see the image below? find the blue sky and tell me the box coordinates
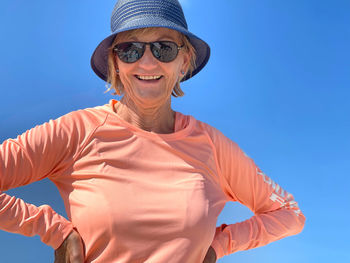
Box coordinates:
[0,0,349,262]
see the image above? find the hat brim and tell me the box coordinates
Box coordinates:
[90,17,210,82]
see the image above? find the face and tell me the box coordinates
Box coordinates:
[115,28,189,109]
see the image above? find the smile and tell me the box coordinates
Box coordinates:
[136,75,162,80]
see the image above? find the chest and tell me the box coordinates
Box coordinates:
[66,135,226,247]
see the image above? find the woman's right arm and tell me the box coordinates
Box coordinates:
[0,110,98,250]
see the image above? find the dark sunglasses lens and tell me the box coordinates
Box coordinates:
[115,42,144,63]
[151,42,178,62]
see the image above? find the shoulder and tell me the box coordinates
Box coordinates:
[192,117,239,149]
[189,117,248,163]
[45,103,112,138]
[57,103,110,126]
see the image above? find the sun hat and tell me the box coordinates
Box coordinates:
[90,0,210,82]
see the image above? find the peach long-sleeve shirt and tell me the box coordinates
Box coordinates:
[0,99,305,262]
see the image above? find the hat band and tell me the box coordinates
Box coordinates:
[111,0,188,32]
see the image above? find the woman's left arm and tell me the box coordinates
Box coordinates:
[205,126,306,259]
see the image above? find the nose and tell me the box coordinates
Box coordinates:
[137,44,158,68]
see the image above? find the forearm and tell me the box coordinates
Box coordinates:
[211,207,305,258]
[0,192,74,249]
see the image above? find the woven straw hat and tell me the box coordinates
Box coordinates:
[90,0,210,82]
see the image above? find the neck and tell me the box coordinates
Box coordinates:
[115,96,175,134]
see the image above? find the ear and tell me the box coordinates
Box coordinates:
[180,51,191,77]
[114,54,120,74]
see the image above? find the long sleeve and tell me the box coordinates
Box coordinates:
[205,126,306,258]
[0,109,101,249]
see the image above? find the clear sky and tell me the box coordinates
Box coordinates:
[0,0,349,262]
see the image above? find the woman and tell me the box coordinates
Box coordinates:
[0,0,305,262]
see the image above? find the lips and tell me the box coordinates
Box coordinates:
[136,75,162,81]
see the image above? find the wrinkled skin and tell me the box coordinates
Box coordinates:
[114,27,190,134]
[55,230,216,263]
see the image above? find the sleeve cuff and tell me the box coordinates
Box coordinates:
[47,221,74,250]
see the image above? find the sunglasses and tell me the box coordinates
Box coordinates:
[113,41,184,63]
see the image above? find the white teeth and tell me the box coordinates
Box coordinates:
[137,75,162,80]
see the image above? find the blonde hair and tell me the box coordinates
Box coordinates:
[106,27,197,97]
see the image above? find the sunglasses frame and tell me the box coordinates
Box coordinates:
[113,41,184,63]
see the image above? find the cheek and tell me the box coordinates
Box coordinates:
[164,70,180,92]
[164,63,182,82]
[118,72,134,95]
[117,62,134,84]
